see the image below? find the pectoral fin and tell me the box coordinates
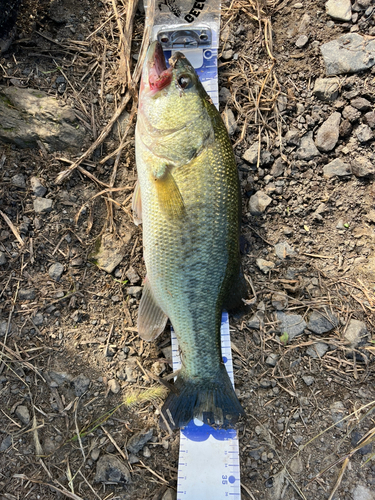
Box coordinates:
[153,166,185,220]
[132,181,142,226]
[138,279,168,341]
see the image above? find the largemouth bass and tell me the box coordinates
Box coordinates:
[134,41,246,429]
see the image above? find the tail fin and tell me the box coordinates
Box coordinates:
[160,365,244,429]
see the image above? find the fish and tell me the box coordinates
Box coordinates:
[134,41,246,429]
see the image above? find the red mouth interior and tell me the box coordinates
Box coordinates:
[148,42,172,92]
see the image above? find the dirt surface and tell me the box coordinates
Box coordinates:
[0,1,375,499]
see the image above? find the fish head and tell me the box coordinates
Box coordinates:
[138,41,214,165]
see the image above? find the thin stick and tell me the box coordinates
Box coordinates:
[0,210,24,246]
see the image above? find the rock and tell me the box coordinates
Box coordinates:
[352,485,375,500]
[365,209,375,223]
[249,191,272,215]
[221,49,234,60]
[344,319,368,347]
[247,312,262,329]
[94,455,130,484]
[363,110,375,128]
[272,292,288,310]
[270,157,286,177]
[330,401,346,428]
[32,313,44,326]
[325,0,352,21]
[295,35,308,48]
[142,446,151,458]
[11,174,26,188]
[307,307,338,334]
[276,312,306,340]
[351,431,373,455]
[320,33,375,76]
[355,124,373,143]
[0,435,12,452]
[30,177,47,197]
[127,428,154,454]
[0,321,13,337]
[108,379,120,394]
[284,129,301,146]
[49,371,72,386]
[0,86,87,152]
[72,374,90,396]
[289,456,303,474]
[313,77,340,101]
[256,258,275,274]
[296,132,320,160]
[323,158,351,177]
[302,375,314,386]
[18,289,36,300]
[342,105,361,122]
[219,87,232,103]
[265,354,279,366]
[90,233,127,273]
[222,107,237,136]
[0,251,7,265]
[162,488,177,500]
[274,241,295,259]
[242,143,259,165]
[126,266,140,284]
[315,112,341,152]
[48,262,64,281]
[352,155,375,177]
[306,342,329,358]
[43,437,56,454]
[350,97,372,112]
[127,286,143,299]
[15,405,30,425]
[33,198,53,214]
[91,448,100,461]
[339,119,352,137]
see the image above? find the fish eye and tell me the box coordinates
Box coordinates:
[177,74,193,90]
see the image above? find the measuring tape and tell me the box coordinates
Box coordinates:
[171,312,241,500]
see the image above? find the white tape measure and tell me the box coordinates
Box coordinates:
[171,312,241,500]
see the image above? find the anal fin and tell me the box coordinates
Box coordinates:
[132,180,142,226]
[138,279,168,341]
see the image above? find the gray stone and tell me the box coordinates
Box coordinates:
[363,110,375,128]
[313,77,340,101]
[127,428,154,454]
[127,286,143,299]
[296,132,320,160]
[43,437,56,454]
[276,312,307,340]
[344,319,368,347]
[94,455,130,484]
[295,35,308,48]
[48,262,64,281]
[265,353,279,366]
[325,0,352,21]
[350,97,372,111]
[242,143,259,165]
[342,105,361,122]
[339,119,352,137]
[30,177,47,197]
[91,448,100,461]
[315,112,341,152]
[72,373,90,396]
[0,86,87,152]
[11,174,26,188]
[49,371,72,386]
[18,289,36,300]
[302,375,315,386]
[89,233,126,273]
[270,157,286,177]
[330,401,346,428]
[320,33,375,76]
[275,241,295,259]
[0,435,12,452]
[249,191,272,215]
[247,312,263,329]
[355,124,373,143]
[15,405,30,425]
[353,485,375,500]
[307,307,338,334]
[125,266,140,284]
[219,87,232,104]
[142,445,151,458]
[0,251,6,265]
[323,158,351,178]
[32,313,44,326]
[222,107,237,136]
[284,128,300,146]
[271,292,288,311]
[162,488,177,500]
[352,155,375,177]
[108,379,120,394]
[256,258,275,274]
[306,342,329,358]
[221,49,234,60]
[33,198,53,214]
[289,456,303,474]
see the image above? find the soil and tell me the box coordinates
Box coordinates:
[0,1,374,500]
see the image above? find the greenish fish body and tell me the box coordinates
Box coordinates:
[134,41,245,428]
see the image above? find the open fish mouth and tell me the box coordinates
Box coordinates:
[147,41,172,92]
